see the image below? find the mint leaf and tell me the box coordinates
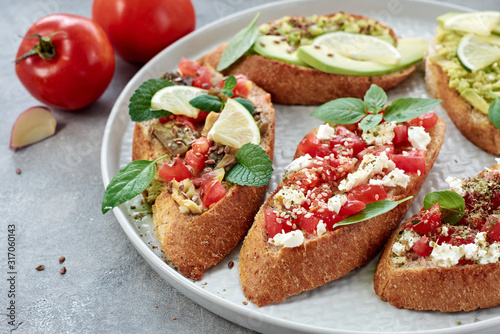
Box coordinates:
[333,196,413,228]
[488,96,500,130]
[384,97,441,123]
[189,94,222,112]
[233,97,255,114]
[129,79,173,122]
[226,143,273,186]
[102,154,168,214]
[217,13,260,71]
[221,75,237,97]
[359,113,383,132]
[424,190,465,225]
[311,98,367,124]
[364,84,387,114]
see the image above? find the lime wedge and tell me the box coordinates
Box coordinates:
[151,85,205,118]
[457,34,500,72]
[443,11,500,36]
[312,31,401,65]
[208,98,260,148]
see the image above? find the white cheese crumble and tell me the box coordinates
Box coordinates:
[408,126,431,150]
[316,221,327,236]
[338,152,395,192]
[369,168,410,188]
[361,121,397,145]
[392,230,420,256]
[316,124,336,140]
[275,186,306,209]
[269,230,304,248]
[327,194,347,214]
[284,154,313,174]
[445,176,466,196]
[430,243,464,267]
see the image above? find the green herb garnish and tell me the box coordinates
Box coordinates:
[311,84,442,132]
[488,95,500,130]
[102,154,168,214]
[226,142,273,186]
[221,75,237,97]
[233,97,255,114]
[189,95,222,112]
[129,79,172,122]
[423,190,465,225]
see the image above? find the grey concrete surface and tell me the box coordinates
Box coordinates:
[0,0,496,333]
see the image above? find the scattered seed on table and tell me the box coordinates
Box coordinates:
[60,267,66,275]
[59,256,66,264]
[36,265,45,271]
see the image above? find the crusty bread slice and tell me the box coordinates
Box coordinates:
[374,165,500,312]
[425,41,500,155]
[238,119,446,307]
[132,82,275,281]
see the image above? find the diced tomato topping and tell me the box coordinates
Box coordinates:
[413,236,433,257]
[184,137,209,171]
[339,199,366,217]
[330,126,367,158]
[408,112,438,129]
[311,157,355,185]
[191,136,209,154]
[158,155,191,181]
[175,115,195,130]
[449,231,477,246]
[220,74,252,98]
[348,184,387,204]
[265,209,292,238]
[192,66,212,89]
[391,151,426,174]
[482,215,500,243]
[295,214,320,235]
[285,168,321,190]
[193,110,210,123]
[202,180,226,209]
[357,144,394,160]
[392,125,408,145]
[314,210,343,231]
[408,203,442,235]
[178,57,200,76]
[297,132,321,157]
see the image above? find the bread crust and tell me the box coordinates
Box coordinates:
[238,119,446,307]
[374,166,500,312]
[425,42,500,155]
[132,83,275,281]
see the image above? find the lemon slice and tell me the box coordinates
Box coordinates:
[151,85,205,118]
[312,31,401,65]
[457,34,500,72]
[443,11,500,36]
[208,98,260,148]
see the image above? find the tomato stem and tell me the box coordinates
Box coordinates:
[15,31,66,64]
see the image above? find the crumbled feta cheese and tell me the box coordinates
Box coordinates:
[316,221,327,236]
[408,126,431,150]
[361,121,397,145]
[392,242,407,256]
[480,243,500,264]
[269,230,304,248]
[316,124,336,140]
[369,168,410,188]
[445,176,466,196]
[392,230,420,256]
[327,194,347,214]
[284,154,313,174]
[338,152,395,191]
[442,225,449,236]
[431,243,464,267]
[275,186,306,209]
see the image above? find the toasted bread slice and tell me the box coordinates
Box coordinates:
[132,77,275,281]
[425,41,500,155]
[239,119,446,307]
[375,165,500,312]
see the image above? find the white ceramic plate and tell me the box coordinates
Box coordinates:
[101,1,500,333]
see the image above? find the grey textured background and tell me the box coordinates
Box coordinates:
[0,0,497,333]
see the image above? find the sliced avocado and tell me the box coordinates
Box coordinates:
[253,35,307,66]
[296,38,427,76]
[461,89,490,114]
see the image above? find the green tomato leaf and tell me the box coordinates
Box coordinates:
[226,143,273,186]
[488,96,500,130]
[217,13,261,71]
[311,98,367,124]
[423,190,465,225]
[129,79,173,122]
[363,84,387,114]
[333,196,413,228]
[233,97,255,115]
[102,154,168,214]
[221,75,237,97]
[189,94,222,112]
[359,113,384,132]
[383,97,442,123]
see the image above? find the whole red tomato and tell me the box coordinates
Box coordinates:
[15,14,115,110]
[92,0,196,64]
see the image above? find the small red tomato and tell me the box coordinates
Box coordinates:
[202,180,226,209]
[393,125,408,145]
[265,209,292,238]
[408,112,438,129]
[413,236,433,257]
[295,214,320,235]
[178,57,201,76]
[297,132,320,157]
[220,74,252,97]
[15,14,115,110]
[348,184,387,204]
[159,155,191,181]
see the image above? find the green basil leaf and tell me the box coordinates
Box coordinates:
[359,113,383,132]
[333,196,413,228]
[221,75,237,97]
[233,97,255,115]
[102,154,168,214]
[129,79,173,122]
[423,190,465,225]
[226,143,273,186]
[383,97,441,123]
[217,13,260,71]
[488,96,500,130]
[189,94,222,112]
[364,84,387,114]
[311,98,367,124]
